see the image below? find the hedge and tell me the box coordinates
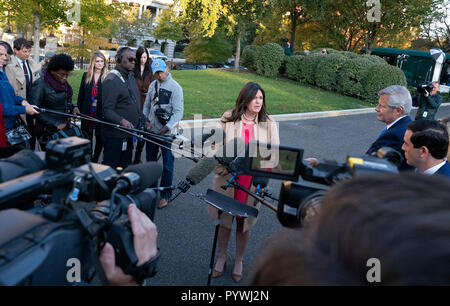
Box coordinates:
[301,53,324,85]
[315,53,348,91]
[256,43,285,78]
[285,55,307,83]
[362,64,407,104]
[241,45,260,71]
[337,57,376,97]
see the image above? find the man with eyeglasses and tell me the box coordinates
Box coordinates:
[102,47,149,168]
[366,85,414,170]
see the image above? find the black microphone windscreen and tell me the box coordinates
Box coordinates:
[123,162,163,192]
[252,176,269,188]
[186,157,217,185]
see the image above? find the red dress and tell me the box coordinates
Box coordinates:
[234,122,254,206]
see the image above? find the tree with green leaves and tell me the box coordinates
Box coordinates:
[179,0,265,71]
[270,0,313,52]
[309,0,440,54]
[0,0,72,61]
[419,0,450,53]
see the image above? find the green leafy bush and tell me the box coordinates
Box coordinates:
[315,53,348,91]
[285,55,307,83]
[361,54,387,65]
[362,64,407,104]
[301,53,324,85]
[256,43,285,78]
[311,48,339,54]
[340,51,360,59]
[241,45,260,71]
[337,57,375,97]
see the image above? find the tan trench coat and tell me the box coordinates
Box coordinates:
[5,56,41,99]
[207,110,280,232]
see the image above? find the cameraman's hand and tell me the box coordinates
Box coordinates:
[25,104,40,115]
[99,204,158,286]
[145,121,151,131]
[424,90,429,97]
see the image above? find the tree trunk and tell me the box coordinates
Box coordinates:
[234,32,241,72]
[33,10,40,62]
[290,13,298,52]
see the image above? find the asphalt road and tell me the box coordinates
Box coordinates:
[144,105,450,286]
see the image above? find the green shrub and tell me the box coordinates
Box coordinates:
[337,57,375,97]
[241,45,260,71]
[340,51,360,59]
[293,50,307,56]
[279,55,291,77]
[362,64,407,104]
[285,55,307,83]
[315,53,348,91]
[361,54,387,65]
[301,53,325,85]
[256,43,285,78]
[311,48,339,54]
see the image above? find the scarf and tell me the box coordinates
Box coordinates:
[43,68,73,101]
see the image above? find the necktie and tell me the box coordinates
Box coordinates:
[22,60,30,89]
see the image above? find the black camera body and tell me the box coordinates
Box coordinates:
[0,137,161,285]
[417,82,434,95]
[236,141,401,228]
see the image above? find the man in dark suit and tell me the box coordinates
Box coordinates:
[366,85,414,171]
[402,119,450,179]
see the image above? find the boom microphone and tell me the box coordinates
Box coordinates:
[185,138,247,186]
[115,162,163,194]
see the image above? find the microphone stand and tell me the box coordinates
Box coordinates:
[222,173,278,212]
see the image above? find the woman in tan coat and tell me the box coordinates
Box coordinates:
[210,82,279,282]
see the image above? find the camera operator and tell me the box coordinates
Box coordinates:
[401,119,450,178]
[415,81,443,121]
[143,59,183,209]
[99,203,158,286]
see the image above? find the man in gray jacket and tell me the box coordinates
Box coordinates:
[143,59,183,209]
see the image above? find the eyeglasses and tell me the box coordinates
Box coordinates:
[128,57,136,63]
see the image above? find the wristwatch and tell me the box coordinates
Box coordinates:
[125,249,160,285]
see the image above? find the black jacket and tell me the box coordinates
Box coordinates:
[77,72,103,131]
[102,66,145,138]
[31,77,75,130]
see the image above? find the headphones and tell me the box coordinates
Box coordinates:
[115,46,131,64]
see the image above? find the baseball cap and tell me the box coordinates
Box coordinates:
[151,59,167,73]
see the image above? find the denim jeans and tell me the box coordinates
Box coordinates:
[146,138,174,199]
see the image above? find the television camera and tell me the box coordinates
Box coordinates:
[0,137,162,285]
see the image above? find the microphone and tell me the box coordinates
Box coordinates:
[115,162,163,194]
[185,138,247,186]
[252,176,269,189]
[186,157,218,185]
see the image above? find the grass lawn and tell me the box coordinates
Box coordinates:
[68,69,372,119]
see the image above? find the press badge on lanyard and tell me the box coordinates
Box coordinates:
[122,139,127,151]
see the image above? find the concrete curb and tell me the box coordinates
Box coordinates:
[177,103,450,129]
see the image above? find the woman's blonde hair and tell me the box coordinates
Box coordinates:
[85,51,107,84]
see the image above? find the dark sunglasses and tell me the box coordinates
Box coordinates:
[128,57,136,63]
